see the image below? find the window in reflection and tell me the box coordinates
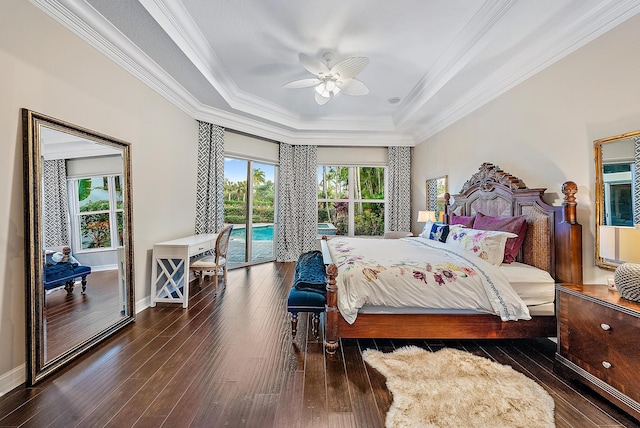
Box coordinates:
[71,175,124,249]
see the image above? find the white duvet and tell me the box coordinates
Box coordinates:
[326,237,531,324]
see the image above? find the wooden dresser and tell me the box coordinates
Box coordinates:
[555,284,640,420]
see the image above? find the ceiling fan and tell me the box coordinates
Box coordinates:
[283,52,370,105]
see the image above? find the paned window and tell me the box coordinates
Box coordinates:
[69,175,124,250]
[317,166,386,236]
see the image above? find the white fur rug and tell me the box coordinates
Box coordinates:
[363,346,555,428]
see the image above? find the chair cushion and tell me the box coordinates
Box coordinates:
[191,255,226,268]
[287,288,326,313]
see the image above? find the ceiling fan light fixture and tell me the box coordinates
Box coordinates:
[315,78,340,98]
[285,52,369,104]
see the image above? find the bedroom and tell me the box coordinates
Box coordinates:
[2,0,640,425]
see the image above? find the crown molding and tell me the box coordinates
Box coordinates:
[412,0,640,143]
[30,0,640,147]
[31,0,409,145]
[394,0,517,127]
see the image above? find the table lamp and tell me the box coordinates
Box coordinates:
[599,225,640,302]
[417,210,437,223]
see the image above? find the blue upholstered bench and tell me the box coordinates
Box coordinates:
[44,256,92,295]
[287,250,327,338]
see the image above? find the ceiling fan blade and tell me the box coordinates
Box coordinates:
[299,53,330,76]
[282,78,322,89]
[315,91,333,105]
[330,57,369,79]
[338,79,369,96]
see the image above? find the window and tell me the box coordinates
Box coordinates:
[317,166,385,236]
[69,175,124,250]
[224,157,277,266]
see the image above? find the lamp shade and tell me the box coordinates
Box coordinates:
[599,226,640,263]
[417,210,436,223]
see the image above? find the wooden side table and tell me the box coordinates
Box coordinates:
[555,283,640,420]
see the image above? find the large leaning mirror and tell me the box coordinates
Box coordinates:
[426,175,448,222]
[22,109,135,385]
[594,130,640,270]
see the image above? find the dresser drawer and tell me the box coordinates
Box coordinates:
[189,239,215,256]
[558,291,640,401]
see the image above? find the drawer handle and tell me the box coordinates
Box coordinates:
[602,361,612,369]
[600,323,611,331]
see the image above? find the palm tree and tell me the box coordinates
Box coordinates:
[253,168,266,187]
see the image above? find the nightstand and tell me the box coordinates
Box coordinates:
[555,284,640,420]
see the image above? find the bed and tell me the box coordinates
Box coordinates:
[319,163,582,354]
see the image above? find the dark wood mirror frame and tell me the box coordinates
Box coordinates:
[22,109,135,385]
[594,129,640,271]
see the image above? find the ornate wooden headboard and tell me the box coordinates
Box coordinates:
[445,163,582,284]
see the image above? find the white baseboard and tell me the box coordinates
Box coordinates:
[0,364,25,397]
[136,295,150,314]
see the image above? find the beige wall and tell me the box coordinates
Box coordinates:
[0,0,198,390]
[412,12,640,285]
[3,0,639,392]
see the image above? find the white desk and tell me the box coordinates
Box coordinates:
[150,233,218,308]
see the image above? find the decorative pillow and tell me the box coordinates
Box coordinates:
[419,221,435,238]
[446,228,517,266]
[473,212,528,264]
[449,213,475,228]
[419,222,451,243]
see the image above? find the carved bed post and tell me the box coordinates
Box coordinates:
[555,181,583,284]
[443,192,451,224]
[324,263,339,354]
[561,181,578,224]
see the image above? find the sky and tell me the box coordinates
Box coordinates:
[224,158,275,183]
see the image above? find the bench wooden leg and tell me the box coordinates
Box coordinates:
[312,313,320,338]
[290,313,298,338]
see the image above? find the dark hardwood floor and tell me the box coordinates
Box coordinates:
[45,270,124,360]
[1,262,638,427]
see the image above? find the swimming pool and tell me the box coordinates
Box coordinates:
[230,224,274,241]
[230,223,337,240]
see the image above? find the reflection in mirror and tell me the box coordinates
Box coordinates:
[23,110,135,385]
[426,175,448,222]
[594,130,640,269]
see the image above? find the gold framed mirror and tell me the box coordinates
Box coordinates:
[22,109,135,385]
[594,130,639,270]
[426,175,448,223]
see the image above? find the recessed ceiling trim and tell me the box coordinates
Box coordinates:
[410,0,640,142]
[141,0,386,131]
[394,0,517,127]
[32,0,405,140]
[193,103,413,147]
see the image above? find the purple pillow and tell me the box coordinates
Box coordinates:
[473,212,528,264]
[450,213,475,228]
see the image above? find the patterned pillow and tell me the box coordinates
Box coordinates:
[473,212,528,264]
[420,222,452,243]
[446,228,517,266]
[450,213,475,228]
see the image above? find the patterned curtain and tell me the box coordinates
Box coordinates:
[276,143,318,261]
[426,179,438,211]
[43,159,71,248]
[635,136,640,225]
[387,146,411,231]
[195,121,225,234]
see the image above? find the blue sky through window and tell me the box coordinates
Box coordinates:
[225,159,275,183]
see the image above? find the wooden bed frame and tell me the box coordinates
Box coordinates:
[321,163,583,354]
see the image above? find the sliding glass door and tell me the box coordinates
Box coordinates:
[224,157,276,266]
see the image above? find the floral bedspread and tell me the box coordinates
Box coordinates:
[326,237,531,324]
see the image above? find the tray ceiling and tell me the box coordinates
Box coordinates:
[32,0,640,146]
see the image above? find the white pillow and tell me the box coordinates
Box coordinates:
[446,228,517,266]
[419,221,436,238]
